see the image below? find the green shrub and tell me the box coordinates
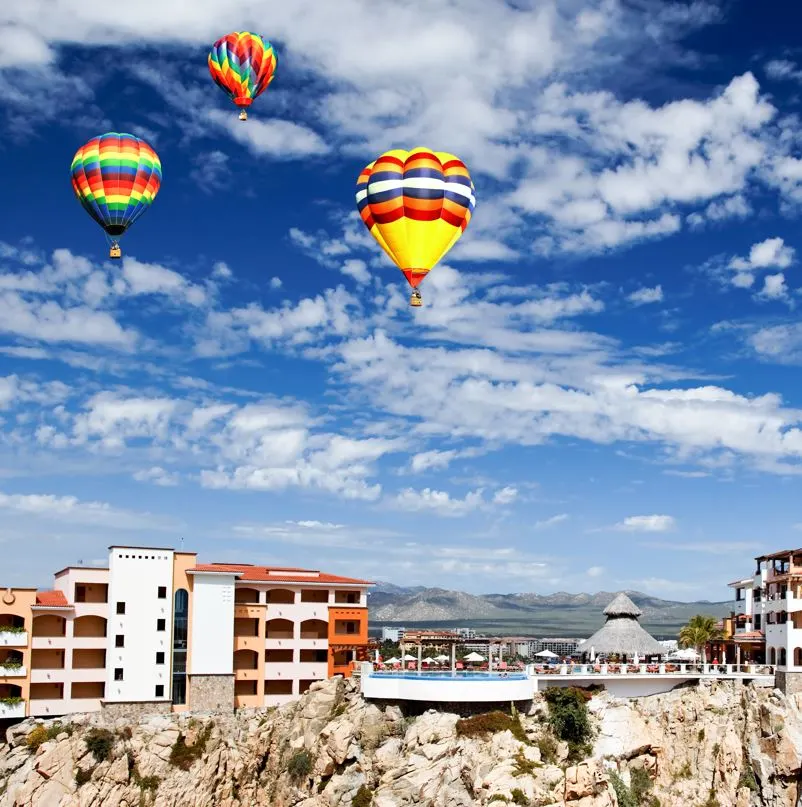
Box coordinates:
[169,723,212,771]
[85,728,114,762]
[510,788,528,805]
[352,784,373,806]
[26,726,48,751]
[513,749,540,776]
[287,749,313,780]
[629,767,653,801]
[609,772,637,807]
[455,711,528,744]
[543,688,593,756]
[0,696,22,706]
[738,768,757,791]
[676,761,692,779]
[75,766,95,786]
[536,733,558,764]
[0,625,26,634]
[489,796,509,804]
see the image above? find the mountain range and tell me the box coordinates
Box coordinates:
[367,584,732,638]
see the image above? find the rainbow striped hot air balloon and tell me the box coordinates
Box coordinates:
[70,133,162,259]
[208,32,278,121]
[356,148,476,307]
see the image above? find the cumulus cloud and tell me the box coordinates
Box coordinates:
[727,237,795,289]
[627,286,664,306]
[613,515,676,532]
[0,491,178,530]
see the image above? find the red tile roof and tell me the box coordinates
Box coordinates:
[188,564,372,585]
[35,590,69,607]
[733,630,765,641]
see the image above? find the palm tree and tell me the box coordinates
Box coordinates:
[678,614,722,664]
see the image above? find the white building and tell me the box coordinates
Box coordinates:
[0,545,372,720]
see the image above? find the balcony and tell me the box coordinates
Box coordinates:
[28,699,67,717]
[0,664,26,678]
[295,662,327,679]
[0,630,28,647]
[31,668,67,684]
[234,604,265,619]
[0,699,25,719]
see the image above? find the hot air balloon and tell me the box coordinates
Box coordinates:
[70,133,162,260]
[208,32,278,121]
[356,148,476,307]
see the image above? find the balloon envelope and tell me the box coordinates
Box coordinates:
[356,148,476,290]
[70,132,161,237]
[208,32,277,109]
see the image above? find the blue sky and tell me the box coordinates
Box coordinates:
[1,0,802,601]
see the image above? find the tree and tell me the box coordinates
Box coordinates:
[678,614,722,664]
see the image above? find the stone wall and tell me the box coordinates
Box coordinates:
[100,700,172,721]
[775,669,802,695]
[188,674,235,712]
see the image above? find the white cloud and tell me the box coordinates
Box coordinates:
[204,110,329,159]
[341,259,370,285]
[727,237,795,290]
[133,466,180,487]
[391,487,486,517]
[613,515,676,532]
[534,514,569,530]
[0,491,177,530]
[757,273,788,301]
[627,286,664,306]
[766,59,802,82]
[586,565,604,577]
[269,277,283,290]
[492,486,518,505]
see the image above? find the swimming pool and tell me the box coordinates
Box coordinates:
[369,671,528,680]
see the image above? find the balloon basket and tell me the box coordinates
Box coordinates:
[238,109,248,121]
[410,291,422,307]
[109,244,122,259]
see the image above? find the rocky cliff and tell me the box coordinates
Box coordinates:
[1,678,801,807]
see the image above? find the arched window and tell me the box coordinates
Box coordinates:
[172,589,189,705]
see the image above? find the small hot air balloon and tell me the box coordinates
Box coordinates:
[356,148,476,307]
[208,32,278,121]
[70,133,162,260]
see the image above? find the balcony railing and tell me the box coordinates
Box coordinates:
[0,664,26,677]
[0,698,25,718]
[0,630,28,647]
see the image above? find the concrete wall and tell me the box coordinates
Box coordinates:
[361,668,534,703]
[189,574,235,675]
[105,548,175,702]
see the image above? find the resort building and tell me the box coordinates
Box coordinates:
[0,546,371,721]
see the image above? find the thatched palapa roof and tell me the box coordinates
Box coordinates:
[576,592,664,657]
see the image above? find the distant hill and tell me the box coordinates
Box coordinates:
[367,584,731,638]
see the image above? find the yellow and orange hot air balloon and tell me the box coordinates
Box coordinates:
[356,148,476,307]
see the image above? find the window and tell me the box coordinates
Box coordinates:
[754,614,762,630]
[172,588,189,706]
[157,618,166,631]
[114,668,124,681]
[155,684,164,697]
[156,652,165,664]
[75,584,86,603]
[116,602,126,615]
[115,635,124,648]
[157,586,167,599]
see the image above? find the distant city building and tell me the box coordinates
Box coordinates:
[381,627,406,642]
[455,627,476,639]
[533,638,584,656]
[0,545,372,720]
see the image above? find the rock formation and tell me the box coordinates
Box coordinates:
[1,677,801,806]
